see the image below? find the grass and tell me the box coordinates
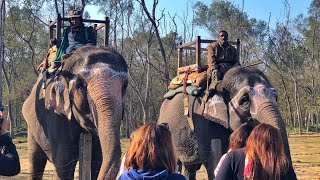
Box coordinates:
[288,134,320,180]
[0,134,319,180]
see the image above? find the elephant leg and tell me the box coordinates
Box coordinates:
[200,151,215,180]
[184,163,201,180]
[177,159,182,173]
[54,159,77,180]
[91,136,102,180]
[28,132,47,180]
[201,139,223,180]
[203,158,215,180]
[53,146,79,179]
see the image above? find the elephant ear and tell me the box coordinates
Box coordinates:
[48,77,73,120]
[203,94,229,129]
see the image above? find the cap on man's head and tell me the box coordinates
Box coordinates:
[68,9,82,18]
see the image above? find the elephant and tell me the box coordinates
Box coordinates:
[158,66,295,180]
[22,46,128,180]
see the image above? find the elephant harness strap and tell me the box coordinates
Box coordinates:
[182,70,195,131]
[42,65,63,97]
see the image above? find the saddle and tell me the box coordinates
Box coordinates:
[168,71,207,90]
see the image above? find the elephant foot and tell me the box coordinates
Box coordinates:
[183,163,201,180]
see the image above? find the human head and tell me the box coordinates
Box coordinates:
[245,123,288,179]
[228,123,253,150]
[50,38,57,46]
[218,30,228,45]
[124,122,176,172]
[68,9,83,27]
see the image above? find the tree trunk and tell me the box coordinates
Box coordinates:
[281,77,294,126]
[144,37,152,124]
[0,0,4,101]
[139,0,169,86]
[8,100,14,138]
[293,79,302,135]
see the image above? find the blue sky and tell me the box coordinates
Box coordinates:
[231,0,312,26]
[86,0,313,38]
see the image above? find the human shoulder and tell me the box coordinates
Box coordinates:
[84,25,94,32]
[226,148,245,159]
[63,26,71,32]
[0,133,12,145]
[118,169,134,180]
[282,164,298,180]
[207,41,219,50]
[211,41,219,47]
[49,45,57,52]
[85,25,93,29]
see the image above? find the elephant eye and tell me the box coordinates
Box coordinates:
[239,93,250,107]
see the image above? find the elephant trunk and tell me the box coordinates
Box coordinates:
[252,101,293,164]
[87,73,126,179]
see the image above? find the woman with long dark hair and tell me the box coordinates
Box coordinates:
[118,122,185,180]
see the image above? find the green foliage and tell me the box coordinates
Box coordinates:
[194,0,269,65]
[2,5,48,133]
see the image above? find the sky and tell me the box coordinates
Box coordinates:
[85,0,313,39]
[231,0,312,26]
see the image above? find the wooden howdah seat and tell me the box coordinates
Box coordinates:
[177,36,240,75]
[165,36,240,98]
[48,13,110,48]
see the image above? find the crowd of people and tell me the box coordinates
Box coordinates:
[116,122,296,180]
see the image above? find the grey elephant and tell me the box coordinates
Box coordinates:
[158,66,295,180]
[22,46,128,180]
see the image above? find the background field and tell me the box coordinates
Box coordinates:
[0,134,319,180]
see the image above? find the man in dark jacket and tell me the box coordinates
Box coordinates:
[52,9,96,63]
[207,30,239,92]
[0,106,20,176]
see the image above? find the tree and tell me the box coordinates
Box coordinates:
[3,5,47,134]
[193,0,269,65]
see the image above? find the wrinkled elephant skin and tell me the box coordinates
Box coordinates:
[22,46,128,180]
[159,94,230,180]
[158,66,296,180]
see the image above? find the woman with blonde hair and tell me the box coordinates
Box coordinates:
[215,123,297,180]
[118,122,185,180]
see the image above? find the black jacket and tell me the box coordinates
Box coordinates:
[215,148,246,180]
[0,133,20,176]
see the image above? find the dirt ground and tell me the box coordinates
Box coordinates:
[1,134,319,180]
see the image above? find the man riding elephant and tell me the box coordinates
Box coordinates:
[52,8,96,67]
[207,30,240,93]
[201,30,240,109]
